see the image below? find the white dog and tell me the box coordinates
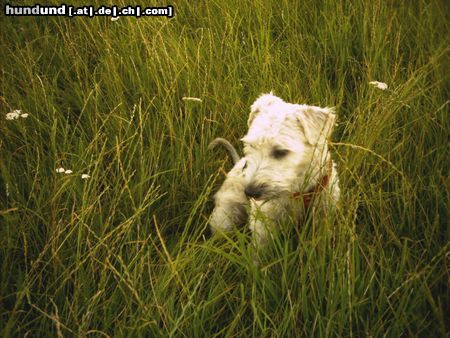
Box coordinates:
[209,93,340,247]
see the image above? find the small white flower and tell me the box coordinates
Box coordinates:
[6,112,20,120]
[6,110,28,120]
[369,81,388,90]
[111,16,120,21]
[64,169,73,174]
[56,167,66,173]
[182,97,202,102]
[81,174,91,179]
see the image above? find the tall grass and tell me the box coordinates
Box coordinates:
[1,0,448,336]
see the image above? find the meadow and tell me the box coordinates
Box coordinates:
[1,0,448,336]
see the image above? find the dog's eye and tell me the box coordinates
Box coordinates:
[271,148,290,159]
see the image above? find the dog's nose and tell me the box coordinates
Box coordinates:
[245,185,262,199]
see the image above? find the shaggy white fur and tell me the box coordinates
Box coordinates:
[210,93,340,247]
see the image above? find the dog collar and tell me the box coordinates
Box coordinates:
[292,160,333,209]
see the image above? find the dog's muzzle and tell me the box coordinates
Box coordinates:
[244,184,265,199]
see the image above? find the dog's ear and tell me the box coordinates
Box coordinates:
[296,106,336,145]
[248,92,282,126]
[247,106,259,127]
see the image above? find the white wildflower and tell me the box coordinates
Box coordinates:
[81,174,91,179]
[64,169,73,174]
[5,113,18,120]
[111,16,120,21]
[56,167,66,173]
[369,81,388,90]
[6,111,21,120]
[6,109,29,120]
[182,97,202,102]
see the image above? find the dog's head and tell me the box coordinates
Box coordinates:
[241,93,336,201]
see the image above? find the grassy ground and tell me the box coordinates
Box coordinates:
[1,0,448,336]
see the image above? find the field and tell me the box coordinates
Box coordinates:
[1,1,448,336]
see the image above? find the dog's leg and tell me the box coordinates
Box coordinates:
[248,199,289,266]
[210,159,249,233]
[249,199,286,246]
